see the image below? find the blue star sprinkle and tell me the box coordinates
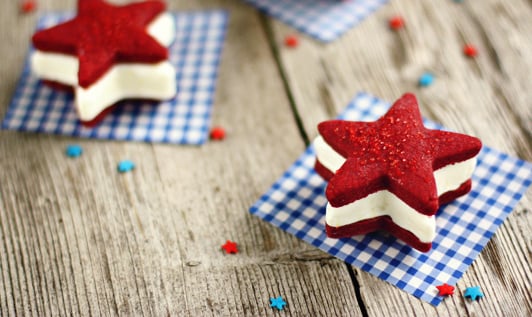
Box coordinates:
[270,296,286,311]
[464,286,484,301]
[418,72,435,87]
[117,160,135,173]
[66,144,83,158]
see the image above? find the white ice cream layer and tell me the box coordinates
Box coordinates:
[314,135,477,243]
[30,13,177,122]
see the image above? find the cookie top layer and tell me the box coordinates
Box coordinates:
[318,93,482,214]
[32,0,168,88]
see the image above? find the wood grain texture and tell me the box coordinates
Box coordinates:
[268,0,531,316]
[1,0,361,316]
[0,0,530,316]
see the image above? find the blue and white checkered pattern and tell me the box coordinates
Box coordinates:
[250,93,532,306]
[242,0,388,42]
[2,11,228,145]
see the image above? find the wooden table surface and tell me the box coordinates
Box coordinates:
[1,0,531,316]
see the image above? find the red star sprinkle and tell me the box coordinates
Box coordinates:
[463,44,478,57]
[210,126,226,140]
[222,240,238,254]
[21,0,37,13]
[436,283,455,296]
[389,16,405,30]
[284,35,299,48]
[319,93,482,216]
[32,0,167,88]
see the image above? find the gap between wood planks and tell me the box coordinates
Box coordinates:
[258,14,371,317]
[259,15,310,147]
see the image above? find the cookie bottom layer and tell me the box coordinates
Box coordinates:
[314,159,335,181]
[326,217,432,252]
[42,80,164,127]
[324,179,472,252]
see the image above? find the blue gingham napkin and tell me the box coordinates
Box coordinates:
[250,93,532,305]
[2,11,228,145]
[242,0,388,42]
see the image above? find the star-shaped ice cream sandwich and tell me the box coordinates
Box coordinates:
[313,93,482,252]
[31,0,176,126]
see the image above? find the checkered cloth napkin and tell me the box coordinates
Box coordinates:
[250,93,532,305]
[242,0,388,42]
[2,11,228,145]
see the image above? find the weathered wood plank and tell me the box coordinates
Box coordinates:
[0,0,364,316]
[269,0,531,316]
[1,0,530,315]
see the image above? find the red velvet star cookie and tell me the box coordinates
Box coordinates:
[31,0,176,126]
[313,93,482,252]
